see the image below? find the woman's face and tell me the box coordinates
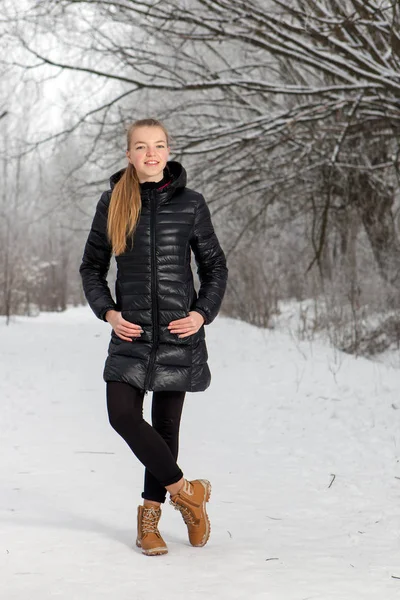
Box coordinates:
[126,126,170,183]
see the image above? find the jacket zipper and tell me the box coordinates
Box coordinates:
[144,190,159,394]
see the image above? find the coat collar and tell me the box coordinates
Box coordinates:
[109,160,187,201]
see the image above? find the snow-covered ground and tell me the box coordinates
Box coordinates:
[1,305,400,600]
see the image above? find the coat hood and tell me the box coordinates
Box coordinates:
[109,160,187,196]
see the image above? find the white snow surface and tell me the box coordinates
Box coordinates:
[1,306,400,600]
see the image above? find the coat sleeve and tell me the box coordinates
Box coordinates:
[190,194,228,325]
[79,191,117,321]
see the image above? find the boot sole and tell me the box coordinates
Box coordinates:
[136,539,168,556]
[191,479,212,547]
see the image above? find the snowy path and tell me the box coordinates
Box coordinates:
[1,306,400,599]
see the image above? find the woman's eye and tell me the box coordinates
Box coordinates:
[135,145,164,149]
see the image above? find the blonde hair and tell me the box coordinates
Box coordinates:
[107,118,170,255]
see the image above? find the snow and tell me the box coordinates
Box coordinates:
[1,305,400,599]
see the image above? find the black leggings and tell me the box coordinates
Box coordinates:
[106,381,185,503]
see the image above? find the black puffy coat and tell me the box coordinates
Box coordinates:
[79,160,228,393]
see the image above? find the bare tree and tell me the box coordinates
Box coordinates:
[3,0,400,340]
[11,0,399,272]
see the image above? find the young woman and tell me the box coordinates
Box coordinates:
[79,118,228,556]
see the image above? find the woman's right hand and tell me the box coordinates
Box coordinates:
[105,310,143,341]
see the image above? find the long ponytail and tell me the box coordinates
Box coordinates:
[107,162,141,255]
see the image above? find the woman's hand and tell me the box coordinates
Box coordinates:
[105,310,143,341]
[168,311,205,338]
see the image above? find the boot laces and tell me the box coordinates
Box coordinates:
[170,501,196,526]
[142,508,161,534]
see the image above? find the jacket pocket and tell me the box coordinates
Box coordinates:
[189,323,205,346]
[185,281,197,313]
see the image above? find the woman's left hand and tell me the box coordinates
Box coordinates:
[168,311,205,338]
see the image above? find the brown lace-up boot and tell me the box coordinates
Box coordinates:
[169,479,212,547]
[136,505,168,556]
